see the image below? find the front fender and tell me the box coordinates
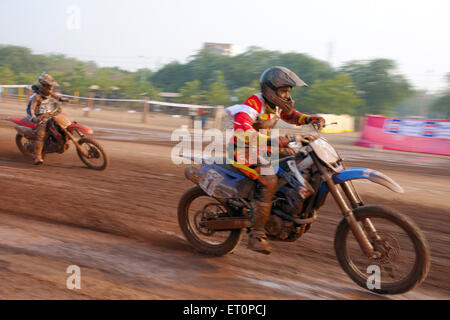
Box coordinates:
[68,123,94,135]
[332,168,404,193]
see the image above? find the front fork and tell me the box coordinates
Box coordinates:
[61,127,88,157]
[316,159,381,258]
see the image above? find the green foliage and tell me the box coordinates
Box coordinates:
[234,80,259,103]
[0,44,420,116]
[176,80,203,104]
[0,66,16,83]
[340,59,413,116]
[302,74,364,115]
[206,71,230,106]
[392,91,436,118]
[151,47,335,94]
[149,61,190,92]
[430,94,450,119]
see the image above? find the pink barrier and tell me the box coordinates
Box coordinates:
[355,115,450,156]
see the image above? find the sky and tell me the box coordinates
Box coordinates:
[0,0,449,92]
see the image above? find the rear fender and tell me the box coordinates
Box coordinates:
[7,116,36,129]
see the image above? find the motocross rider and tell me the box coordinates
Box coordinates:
[28,72,69,165]
[225,66,325,254]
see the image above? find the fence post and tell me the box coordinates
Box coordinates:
[214,105,225,130]
[142,97,149,123]
[74,91,80,109]
[84,91,94,117]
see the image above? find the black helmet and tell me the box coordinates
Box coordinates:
[260,66,308,113]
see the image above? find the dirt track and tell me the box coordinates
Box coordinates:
[0,122,449,300]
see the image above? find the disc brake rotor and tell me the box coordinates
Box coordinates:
[86,146,100,159]
[370,232,401,279]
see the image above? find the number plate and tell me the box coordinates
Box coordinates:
[199,169,224,196]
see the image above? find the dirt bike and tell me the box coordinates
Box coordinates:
[7,102,108,170]
[178,123,430,295]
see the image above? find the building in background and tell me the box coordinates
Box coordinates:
[203,42,237,56]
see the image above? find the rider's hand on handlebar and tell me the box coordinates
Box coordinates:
[277,136,290,148]
[279,147,296,156]
[306,115,325,130]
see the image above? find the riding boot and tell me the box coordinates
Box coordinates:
[33,118,47,165]
[248,200,273,254]
[33,139,44,165]
[248,175,278,255]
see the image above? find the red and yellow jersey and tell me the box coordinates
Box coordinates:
[226,92,309,145]
[225,93,310,182]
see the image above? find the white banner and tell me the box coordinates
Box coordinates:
[384,119,450,139]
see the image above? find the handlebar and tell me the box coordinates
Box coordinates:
[284,121,338,148]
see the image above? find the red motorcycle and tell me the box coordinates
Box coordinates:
[7,102,108,170]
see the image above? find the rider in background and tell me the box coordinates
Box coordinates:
[28,72,69,165]
[225,66,325,254]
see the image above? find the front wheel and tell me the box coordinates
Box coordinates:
[178,185,243,256]
[334,205,430,295]
[76,138,108,170]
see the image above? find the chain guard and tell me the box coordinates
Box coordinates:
[193,203,228,236]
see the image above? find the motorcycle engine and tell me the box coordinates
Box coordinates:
[265,215,298,241]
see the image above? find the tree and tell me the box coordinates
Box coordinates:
[133,68,153,82]
[0,66,16,84]
[149,61,191,92]
[302,73,364,115]
[177,80,203,104]
[206,71,230,106]
[340,59,413,116]
[429,74,450,119]
[234,80,259,103]
[430,94,450,119]
[393,90,437,118]
[149,47,336,94]
[14,72,36,85]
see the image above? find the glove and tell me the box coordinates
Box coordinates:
[60,97,70,103]
[306,116,325,129]
[279,147,296,156]
[277,136,290,148]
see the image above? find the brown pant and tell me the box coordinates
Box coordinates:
[251,174,278,234]
[33,114,49,161]
[34,115,48,141]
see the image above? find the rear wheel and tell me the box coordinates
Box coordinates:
[15,134,34,158]
[334,205,430,294]
[178,185,243,256]
[76,138,108,170]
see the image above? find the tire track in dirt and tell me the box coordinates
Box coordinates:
[0,126,448,299]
